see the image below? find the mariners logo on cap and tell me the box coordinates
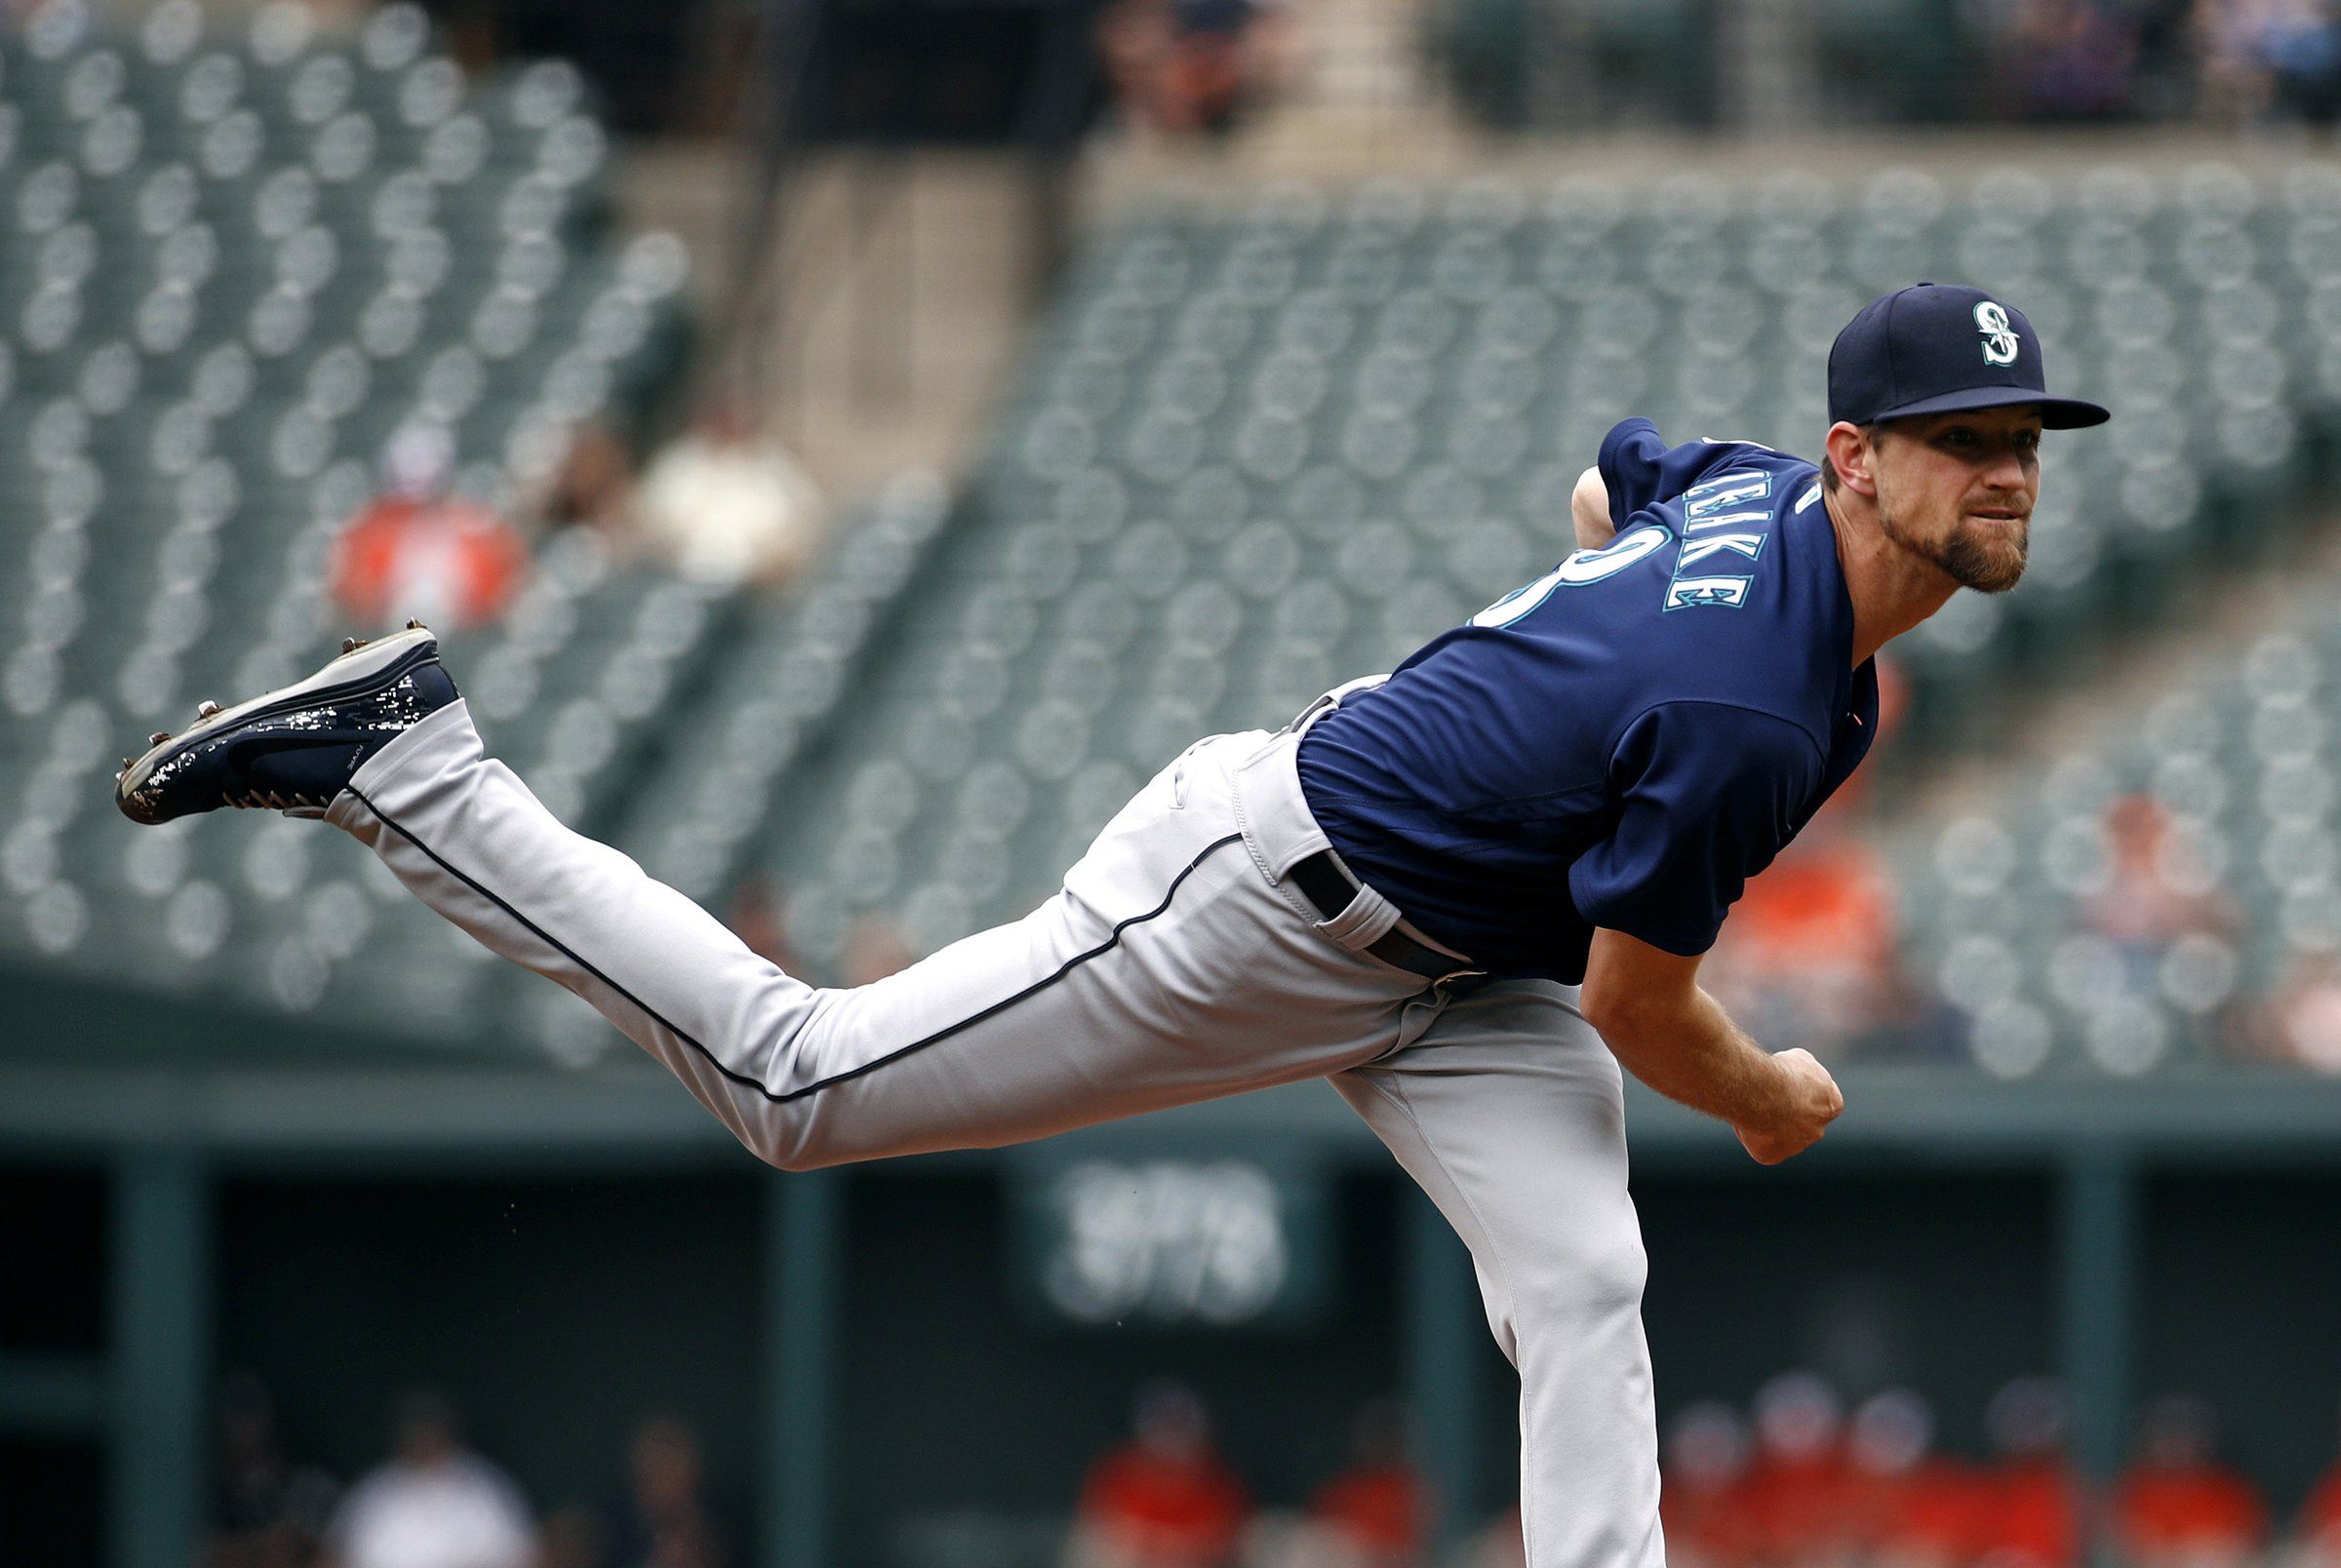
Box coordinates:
[1974,301,2020,368]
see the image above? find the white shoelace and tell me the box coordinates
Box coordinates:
[228,788,326,811]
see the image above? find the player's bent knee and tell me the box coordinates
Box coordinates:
[753,1133,860,1174]
[1517,1219,1648,1318]
[748,1118,893,1173]
[1591,1229,1650,1313]
[759,1145,832,1174]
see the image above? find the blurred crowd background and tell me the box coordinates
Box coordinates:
[192,1369,2341,1568]
[13,0,2341,1565]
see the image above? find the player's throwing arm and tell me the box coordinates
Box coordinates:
[1580,926,1845,1164]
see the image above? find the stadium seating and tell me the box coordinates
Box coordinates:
[11,0,2341,1085]
[0,2,695,1047]
[1894,613,2341,1080]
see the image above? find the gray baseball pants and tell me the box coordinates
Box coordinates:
[325,696,1663,1568]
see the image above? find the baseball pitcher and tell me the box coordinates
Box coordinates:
[117,283,2107,1564]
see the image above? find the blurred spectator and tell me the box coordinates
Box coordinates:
[332,426,531,636]
[635,395,823,590]
[2079,795,2236,993]
[842,916,918,986]
[2112,1394,2267,1568]
[1738,1372,1857,1566]
[729,876,802,974]
[1843,1389,1986,1568]
[323,1391,535,1568]
[1706,815,1903,1060]
[1095,0,1292,137]
[2003,0,2143,119]
[606,1417,734,1568]
[1979,1377,2078,1568]
[208,1370,337,1568]
[540,421,640,542]
[1063,1382,1250,1568]
[2195,0,2285,119]
[2263,954,2341,1072]
[2260,1,2341,121]
[1657,1401,1754,1568]
[2194,0,2341,121]
[1294,1401,1422,1568]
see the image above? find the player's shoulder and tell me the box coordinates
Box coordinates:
[1600,415,1816,473]
[1667,432,1819,490]
[1598,416,1817,534]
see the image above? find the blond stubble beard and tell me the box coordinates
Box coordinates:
[1877,497,2029,595]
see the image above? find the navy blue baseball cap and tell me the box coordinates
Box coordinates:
[1828,283,2110,430]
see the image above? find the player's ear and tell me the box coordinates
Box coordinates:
[1823,421,1880,500]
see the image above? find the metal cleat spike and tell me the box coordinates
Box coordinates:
[341,637,362,653]
[121,758,135,770]
[406,618,426,630]
[195,700,221,720]
[148,732,171,746]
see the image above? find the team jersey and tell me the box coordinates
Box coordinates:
[1293,417,1881,985]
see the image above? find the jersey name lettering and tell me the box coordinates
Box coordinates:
[1665,470,1777,611]
[1686,509,1771,532]
[1665,576,1754,609]
[1677,533,1766,568]
[1684,473,1771,517]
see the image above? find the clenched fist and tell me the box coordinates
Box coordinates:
[1736,1048,1844,1165]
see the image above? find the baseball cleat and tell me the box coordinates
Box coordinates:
[114,623,458,825]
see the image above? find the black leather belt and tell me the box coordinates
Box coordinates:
[1287,851,1484,983]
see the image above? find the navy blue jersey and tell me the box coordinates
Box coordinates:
[1294,417,1881,985]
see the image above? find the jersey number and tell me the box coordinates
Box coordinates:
[1470,526,1672,628]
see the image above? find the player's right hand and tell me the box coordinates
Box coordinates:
[1736,1048,1844,1165]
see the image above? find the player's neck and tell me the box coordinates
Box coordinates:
[1822,490,1959,669]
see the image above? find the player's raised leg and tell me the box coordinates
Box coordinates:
[1333,981,1664,1568]
[117,631,1435,1168]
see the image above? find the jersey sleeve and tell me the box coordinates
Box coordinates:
[1566,701,1822,957]
[1596,417,1772,533]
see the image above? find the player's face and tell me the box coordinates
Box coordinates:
[1870,408,2043,594]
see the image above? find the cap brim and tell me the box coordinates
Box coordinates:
[1873,385,2110,430]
